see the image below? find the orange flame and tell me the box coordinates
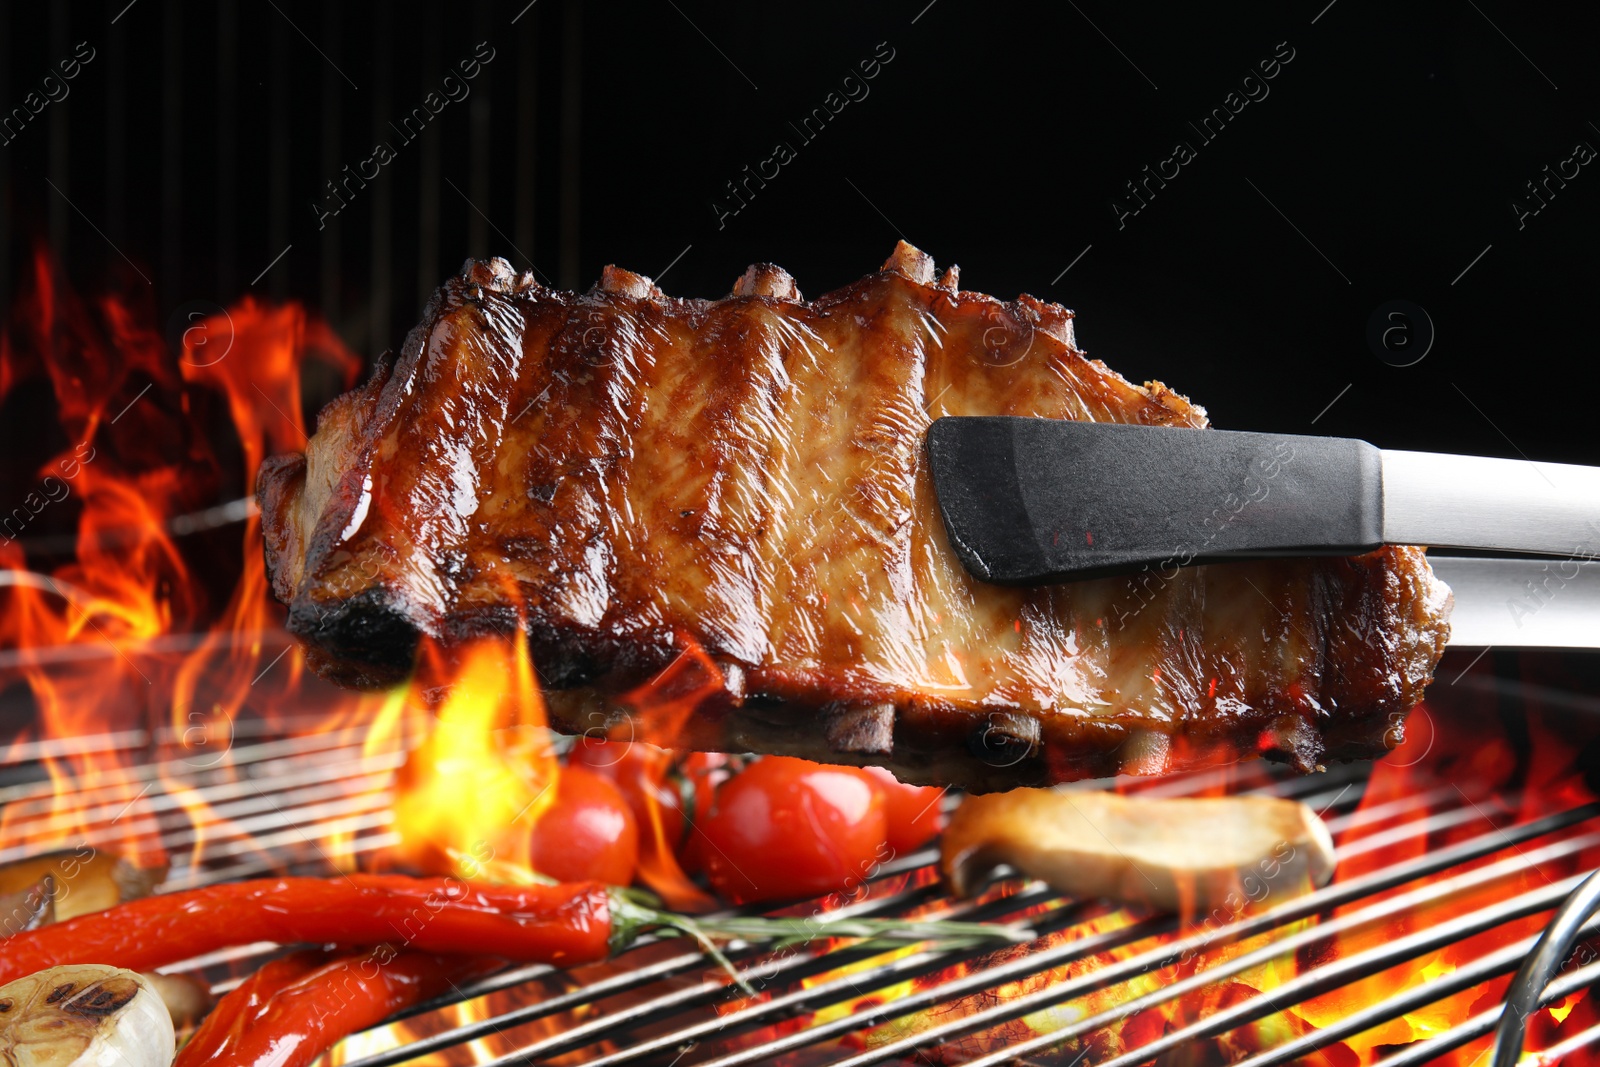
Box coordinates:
[385,637,558,877]
[0,250,361,874]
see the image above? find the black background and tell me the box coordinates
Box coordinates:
[0,0,1595,475]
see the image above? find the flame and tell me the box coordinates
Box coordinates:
[604,640,723,911]
[385,637,558,877]
[0,252,365,876]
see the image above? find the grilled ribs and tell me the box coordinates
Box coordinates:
[260,243,1452,790]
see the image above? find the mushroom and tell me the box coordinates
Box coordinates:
[942,787,1336,913]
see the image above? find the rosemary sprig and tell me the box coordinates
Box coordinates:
[445,846,1033,993]
[608,892,1033,994]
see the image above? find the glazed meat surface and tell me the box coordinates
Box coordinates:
[260,243,1452,790]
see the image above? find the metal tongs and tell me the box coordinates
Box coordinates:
[927,417,1600,647]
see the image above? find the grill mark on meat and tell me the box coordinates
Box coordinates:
[259,243,1453,790]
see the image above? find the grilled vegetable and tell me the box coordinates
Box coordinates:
[0,876,613,984]
[0,851,165,921]
[0,965,174,1067]
[941,787,1337,913]
[174,950,493,1067]
[529,764,639,886]
[861,766,946,853]
[0,874,1027,991]
[689,757,889,905]
[568,740,711,911]
[0,876,55,938]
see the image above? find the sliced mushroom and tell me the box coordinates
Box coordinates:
[942,787,1336,913]
[0,876,56,938]
[0,852,166,922]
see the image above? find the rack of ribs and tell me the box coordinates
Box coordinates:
[258,242,1451,791]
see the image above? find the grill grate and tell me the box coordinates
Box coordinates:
[5,712,1600,1066]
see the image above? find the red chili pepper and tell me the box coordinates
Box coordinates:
[175,948,497,1067]
[0,875,612,985]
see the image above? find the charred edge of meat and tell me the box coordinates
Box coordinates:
[287,588,419,690]
[537,688,1402,793]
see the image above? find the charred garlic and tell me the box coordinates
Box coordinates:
[0,965,174,1067]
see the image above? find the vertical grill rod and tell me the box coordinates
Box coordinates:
[1492,868,1600,1066]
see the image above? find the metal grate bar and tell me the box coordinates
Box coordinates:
[0,628,290,675]
[349,769,1371,1066]
[0,768,396,851]
[320,786,1596,1067]
[519,915,1175,1067]
[9,714,1595,1067]
[1119,760,1359,799]
[0,733,392,807]
[167,810,396,879]
[405,799,1541,1067]
[0,743,401,822]
[1322,784,1460,835]
[171,829,401,892]
[1260,762,1371,799]
[849,823,1600,1067]
[171,800,396,858]
[336,765,1378,1067]
[1528,1020,1600,1064]
[1334,796,1523,862]
[0,731,151,783]
[374,844,997,1030]
[0,783,396,866]
[160,941,285,980]
[526,781,1386,1067]
[572,896,1102,1067]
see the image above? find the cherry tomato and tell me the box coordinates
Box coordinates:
[568,740,718,909]
[861,766,946,853]
[691,756,888,904]
[569,739,686,848]
[531,764,639,886]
